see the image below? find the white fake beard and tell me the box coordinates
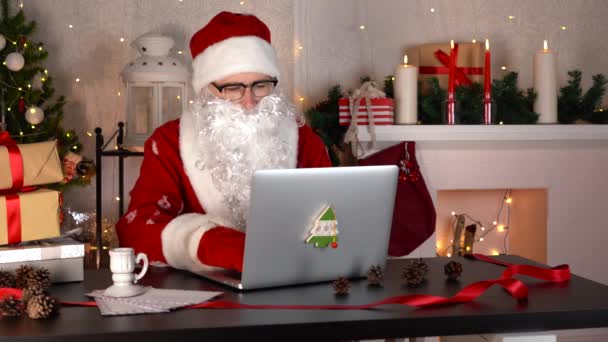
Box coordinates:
[192,92,299,230]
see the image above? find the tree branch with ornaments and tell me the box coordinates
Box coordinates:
[0,0,94,191]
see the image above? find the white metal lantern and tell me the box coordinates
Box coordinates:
[121,33,189,147]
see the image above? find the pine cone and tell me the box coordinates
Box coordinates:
[0,296,23,318]
[332,277,350,295]
[444,261,464,281]
[21,285,44,304]
[27,268,51,291]
[402,261,426,288]
[26,294,58,319]
[366,264,384,286]
[15,265,35,289]
[0,270,16,288]
[411,258,429,276]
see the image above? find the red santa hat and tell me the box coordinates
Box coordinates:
[190,11,280,95]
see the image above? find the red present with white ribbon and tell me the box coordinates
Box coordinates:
[338,98,394,126]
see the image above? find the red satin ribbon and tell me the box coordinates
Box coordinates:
[0,131,24,192]
[1,255,570,312]
[419,45,484,86]
[5,145,23,192]
[0,131,15,145]
[4,194,21,244]
[0,132,27,244]
[467,253,571,282]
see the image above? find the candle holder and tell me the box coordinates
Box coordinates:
[442,99,461,125]
[483,98,498,125]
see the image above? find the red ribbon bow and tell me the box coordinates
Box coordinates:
[418,44,484,87]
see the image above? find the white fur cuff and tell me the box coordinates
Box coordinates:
[161,213,230,274]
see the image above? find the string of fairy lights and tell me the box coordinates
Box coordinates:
[439,189,513,257]
[292,1,572,108]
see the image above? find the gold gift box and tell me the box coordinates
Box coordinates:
[0,140,63,190]
[0,188,61,244]
[407,42,485,92]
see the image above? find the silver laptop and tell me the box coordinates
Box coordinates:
[200,165,398,290]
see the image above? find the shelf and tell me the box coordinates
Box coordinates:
[356,125,608,149]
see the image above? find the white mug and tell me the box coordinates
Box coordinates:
[109,247,148,285]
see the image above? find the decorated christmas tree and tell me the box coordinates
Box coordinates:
[0,0,93,190]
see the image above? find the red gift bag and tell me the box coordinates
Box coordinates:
[358,142,436,256]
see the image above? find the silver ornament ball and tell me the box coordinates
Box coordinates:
[0,34,6,51]
[25,105,45,125]
[5,52,25,71]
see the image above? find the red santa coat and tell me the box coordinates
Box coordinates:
[116,109,331,275]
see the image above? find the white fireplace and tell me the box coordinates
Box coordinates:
[359,125,608,286]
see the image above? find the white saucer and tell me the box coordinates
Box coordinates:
[103,284,148,298]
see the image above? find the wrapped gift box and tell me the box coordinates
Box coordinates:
[407,42,485,92]
[338,98,394,126]
[0,237,84,283]
[0,140,63,191]
[0,188,61,244]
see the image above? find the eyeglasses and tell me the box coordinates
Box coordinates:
[211,78,278,101]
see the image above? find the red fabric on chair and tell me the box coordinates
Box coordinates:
[358,142,436,257]
[197,226,246,272]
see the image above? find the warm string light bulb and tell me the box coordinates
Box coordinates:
[505,197,512,204]
[497,224,505,232]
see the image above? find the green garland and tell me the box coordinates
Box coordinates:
[386,72,539,124]
[306,85,345,166]
[558,70,607,123]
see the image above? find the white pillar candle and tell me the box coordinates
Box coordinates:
[394,55,418,124]
[533,40,558,123]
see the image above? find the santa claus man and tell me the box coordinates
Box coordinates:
[116,11,331,274]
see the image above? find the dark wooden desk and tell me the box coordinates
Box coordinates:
[2,255,608,341]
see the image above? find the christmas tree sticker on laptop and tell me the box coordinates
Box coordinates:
[306,205,339,248]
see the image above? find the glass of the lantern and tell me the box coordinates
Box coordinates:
[160,85,184,123]
[127,85,155,143]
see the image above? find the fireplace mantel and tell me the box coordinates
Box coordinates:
[357,125,608,148]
